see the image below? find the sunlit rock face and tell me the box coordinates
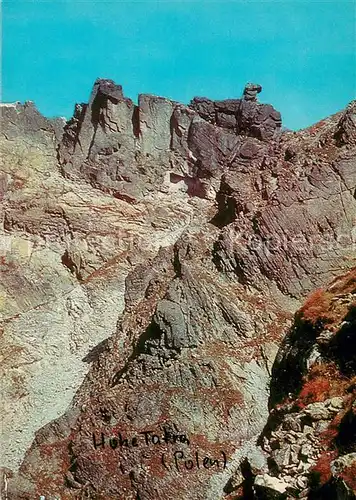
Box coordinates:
[0,82,355,499]
[58,80,282,202]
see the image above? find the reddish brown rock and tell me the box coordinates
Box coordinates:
[251,268,356,499]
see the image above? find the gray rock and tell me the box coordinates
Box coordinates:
[304,401,331,421]
[327,396,344,410]
[272,446,291,469]
[243,83,262,101]
[138,94,175,156]
[331,453,356,476]
[335,100,356,145]
[296,475,308,490]
[283,415,302,433]
[0,101,62,145]
[254,473,288,493]
[190,85,281,141]
[299,443,313,461]
[237,100,282,140]
[153,298,191,350]
[189,97,215,123]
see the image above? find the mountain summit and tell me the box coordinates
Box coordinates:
[0,81,355,499]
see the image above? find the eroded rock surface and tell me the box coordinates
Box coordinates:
[237,269,356,500]
[190,83,282,141]
[0,81,355,499]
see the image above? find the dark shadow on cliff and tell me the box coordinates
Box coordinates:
[308,477,356,500]
[325,305,356,376]
[110,318,162,387]
[268,315,322,410]
[268,303,356,411]
[82,338,110,363]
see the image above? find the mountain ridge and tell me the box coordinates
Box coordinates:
[0,80,355,499]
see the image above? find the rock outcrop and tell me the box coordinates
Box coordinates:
[0,79,355,499]
[241,268,356,499]
[58,81,282,202]
[190,83,282,141]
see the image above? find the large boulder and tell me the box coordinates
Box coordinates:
[190,83,282,141]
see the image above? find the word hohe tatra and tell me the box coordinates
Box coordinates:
[92,428,190,449]
[92,428,228,473]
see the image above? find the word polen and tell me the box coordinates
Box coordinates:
[162,450,227,472]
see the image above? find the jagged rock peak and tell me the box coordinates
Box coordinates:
[243,82,262,101]
[335,100,356,146]
[57,77,283,202]
[190,81,282,141]
[91,78,124,102]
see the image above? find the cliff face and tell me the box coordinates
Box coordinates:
[247,268,356,500]
[0,81,355,499]
[57,78,281,202]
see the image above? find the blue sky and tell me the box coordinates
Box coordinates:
[2,0,355,130]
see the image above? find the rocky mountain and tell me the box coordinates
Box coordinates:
[239,268,356,499]
[0,80,355,499]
